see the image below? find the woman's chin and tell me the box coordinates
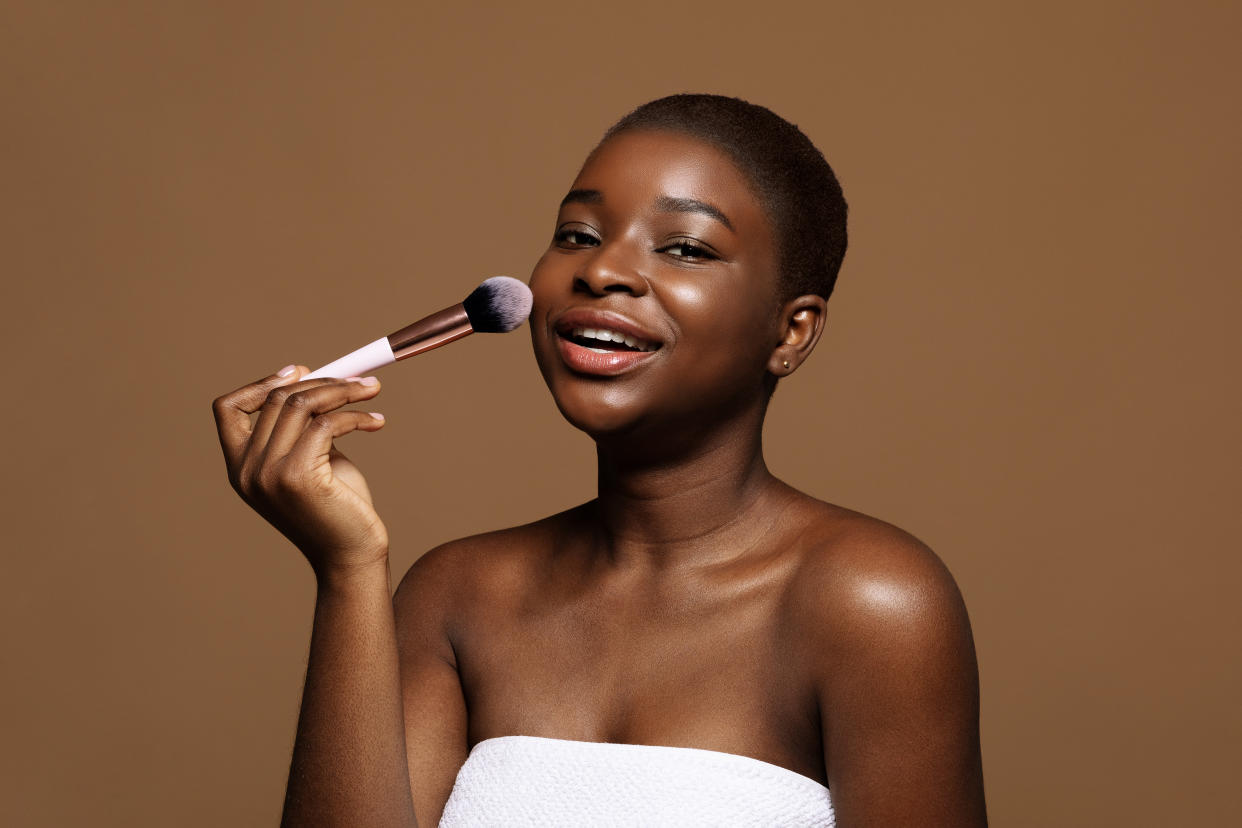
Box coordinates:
[552,395,645,440]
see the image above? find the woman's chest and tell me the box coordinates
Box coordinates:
[454,580,827,785]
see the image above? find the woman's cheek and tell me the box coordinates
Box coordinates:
[659,277,715,321]
[661,277,766,358]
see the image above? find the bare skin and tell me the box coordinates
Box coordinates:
[213,129,986,827]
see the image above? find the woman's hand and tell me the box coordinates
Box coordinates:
[212,365,390,576]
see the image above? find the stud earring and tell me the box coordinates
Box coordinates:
[782,360,790,370]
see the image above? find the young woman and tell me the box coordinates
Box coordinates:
[213,95,986,827]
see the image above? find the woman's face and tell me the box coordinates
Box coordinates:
[529,129,783,438]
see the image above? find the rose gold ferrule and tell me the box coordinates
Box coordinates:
[387,304,473,361]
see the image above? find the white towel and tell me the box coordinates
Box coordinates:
[439,735,835,827]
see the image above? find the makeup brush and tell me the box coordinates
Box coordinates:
[302,276,533,380]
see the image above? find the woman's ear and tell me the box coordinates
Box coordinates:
[768,294,828,376]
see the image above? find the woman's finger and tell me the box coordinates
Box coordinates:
[242,375,348,475]
[212,365,306,471]
[283,409,387,481]
[259,378,382,469]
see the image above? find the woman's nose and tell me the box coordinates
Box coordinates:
[575,244,648,297]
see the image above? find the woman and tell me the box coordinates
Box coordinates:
[213,94,986,826]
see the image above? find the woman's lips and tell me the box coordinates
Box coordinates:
[554,308,662,345]
[555,333,658,376]
[551,307,664,376]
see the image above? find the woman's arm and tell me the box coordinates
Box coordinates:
[283,561,417,826]
[213,367,422,826]
[392,543,472,824]
[804,528,987,827]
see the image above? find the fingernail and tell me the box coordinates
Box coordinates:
[369,412,385,421]
[356,376,379,387]
[276,364,296,377]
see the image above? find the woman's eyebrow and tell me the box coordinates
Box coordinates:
[559,189,735,233]
[560,188,603,206]
[653,195,735,232]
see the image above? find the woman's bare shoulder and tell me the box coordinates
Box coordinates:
[783,496,985,822]
[783,496,973,652]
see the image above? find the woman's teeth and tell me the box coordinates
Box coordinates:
[569,327,658,353]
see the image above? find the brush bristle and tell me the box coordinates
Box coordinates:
[462,276,533,333]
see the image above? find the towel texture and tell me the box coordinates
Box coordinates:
[439,735,834,827]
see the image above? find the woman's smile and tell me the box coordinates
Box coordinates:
[552,308,663,376]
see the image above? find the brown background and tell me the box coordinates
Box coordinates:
[3,1,1238,825]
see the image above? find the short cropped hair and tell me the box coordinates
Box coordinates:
[603,94,848,303]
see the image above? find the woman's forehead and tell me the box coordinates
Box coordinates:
[570,130,767,230]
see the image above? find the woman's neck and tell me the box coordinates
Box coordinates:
[590,410,787,573]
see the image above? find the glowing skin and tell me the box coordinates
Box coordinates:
[530,130,785,444]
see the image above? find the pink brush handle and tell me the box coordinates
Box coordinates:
[302,336,396,380]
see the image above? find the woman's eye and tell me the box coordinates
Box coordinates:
[661,239,717,261]
[554,228,599,247]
